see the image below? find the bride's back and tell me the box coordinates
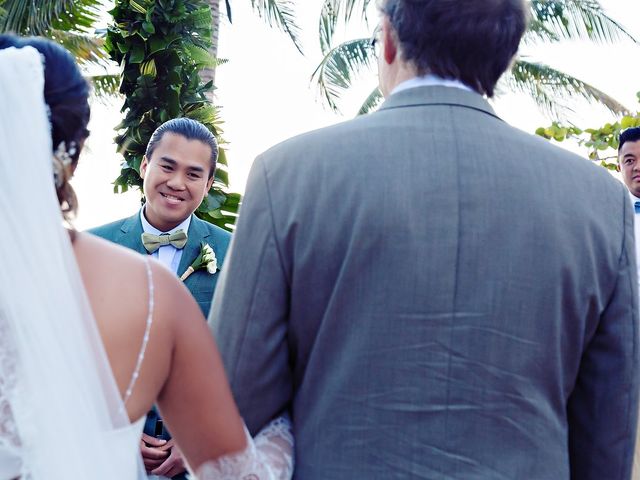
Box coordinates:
[73,232,177,423]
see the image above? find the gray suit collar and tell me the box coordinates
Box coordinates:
[378,85,502,121]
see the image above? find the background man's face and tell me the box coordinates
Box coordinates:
[140,132,214,231]
[619,140,640,198]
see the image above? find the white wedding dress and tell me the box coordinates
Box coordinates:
[0,45,292,480]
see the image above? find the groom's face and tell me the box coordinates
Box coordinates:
[140,132,214,232]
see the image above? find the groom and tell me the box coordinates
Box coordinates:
[91,117,231,479]
[210,0,639,478]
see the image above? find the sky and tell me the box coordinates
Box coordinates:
[72,0,640,230]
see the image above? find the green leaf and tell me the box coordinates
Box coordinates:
[129,42,145,63]
[185,44,216,67]
[142,20,155,34]
[311,37,376,113]
[129,0,148,15]
[250,0,304,54]
[140,59,157,77]
[621,116,636,129]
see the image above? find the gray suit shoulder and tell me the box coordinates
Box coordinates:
[258,114,371,161]
[510,123,626,195]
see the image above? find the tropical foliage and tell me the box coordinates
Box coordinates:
[0,0,114,84]
[535,92,640,170]
[107,0,239,230]
[312,0,637,119]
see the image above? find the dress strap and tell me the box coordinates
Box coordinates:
[122,257,154,407]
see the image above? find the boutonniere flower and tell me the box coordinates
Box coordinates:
[180,242,218,281]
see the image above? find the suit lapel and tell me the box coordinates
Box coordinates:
[177,215,211,277]
[115,211,148,256]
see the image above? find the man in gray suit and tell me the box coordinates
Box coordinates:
[210,0,639,478]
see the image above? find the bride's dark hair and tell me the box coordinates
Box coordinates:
[0,35,90,219]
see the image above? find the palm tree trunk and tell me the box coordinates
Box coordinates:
[201,0,220,103]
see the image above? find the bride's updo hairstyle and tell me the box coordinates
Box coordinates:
[0,35,90,219]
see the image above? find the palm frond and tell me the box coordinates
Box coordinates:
[357,86,382,115]
[526,0,637,45]
[250,0,303,55]
[0,0,104,35]
[89,73,121,98]
[319,0,374,54]
[311,37,374,113]
[503,58,630,119]
[50,29,109,67]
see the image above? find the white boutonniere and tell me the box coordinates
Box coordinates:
[180,242,218,281]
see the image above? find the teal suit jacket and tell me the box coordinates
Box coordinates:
[89,211,231,317]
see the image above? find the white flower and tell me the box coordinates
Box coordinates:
[206,258,218,274]
[181,242,218,281]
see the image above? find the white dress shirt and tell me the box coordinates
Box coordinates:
[140,209,191,275]
[391,74,474,96]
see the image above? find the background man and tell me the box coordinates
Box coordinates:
[91,117,231,479]
[211,0,638,478]
[618,126,640,293]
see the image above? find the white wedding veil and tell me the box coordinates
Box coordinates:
[0,46,138,478]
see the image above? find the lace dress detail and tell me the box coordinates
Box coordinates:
[195,415,294,480]
[122,257,155,409]
[0,305,23,478]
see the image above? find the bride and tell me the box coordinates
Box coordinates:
[0,36,291,479]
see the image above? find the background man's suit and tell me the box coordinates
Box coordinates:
[90,211,230,317]
[90,210,230,480]
[210,86,639,479]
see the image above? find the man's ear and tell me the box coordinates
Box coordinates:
[205,174,215,191]
[383,17,397,65]
[140,155,149,179]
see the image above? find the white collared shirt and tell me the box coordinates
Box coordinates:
[140,209,191,274]
[391,74,474,96]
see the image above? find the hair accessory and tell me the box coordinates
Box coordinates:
[53,141,76,188]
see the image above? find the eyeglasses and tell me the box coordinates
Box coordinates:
[370,24,382,57]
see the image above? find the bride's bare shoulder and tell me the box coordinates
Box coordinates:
[75,231,147,264]
[73,231,203,321]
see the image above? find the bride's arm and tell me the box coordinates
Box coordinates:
[153,270,247,468]
[152,268,293,478]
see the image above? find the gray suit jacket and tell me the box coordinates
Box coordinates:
[210,86,639,479]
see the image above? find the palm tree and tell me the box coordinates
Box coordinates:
[312,0,637,119]
[201,0,302,101]
[0,0,120,95]
[0,0,303,101]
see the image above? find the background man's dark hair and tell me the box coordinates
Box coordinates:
[146,117,218,178]
[380,0,528,97]
[619,127,640,152]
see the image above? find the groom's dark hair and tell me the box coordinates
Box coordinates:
[145,118,219,178]
[379,0,528,97]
